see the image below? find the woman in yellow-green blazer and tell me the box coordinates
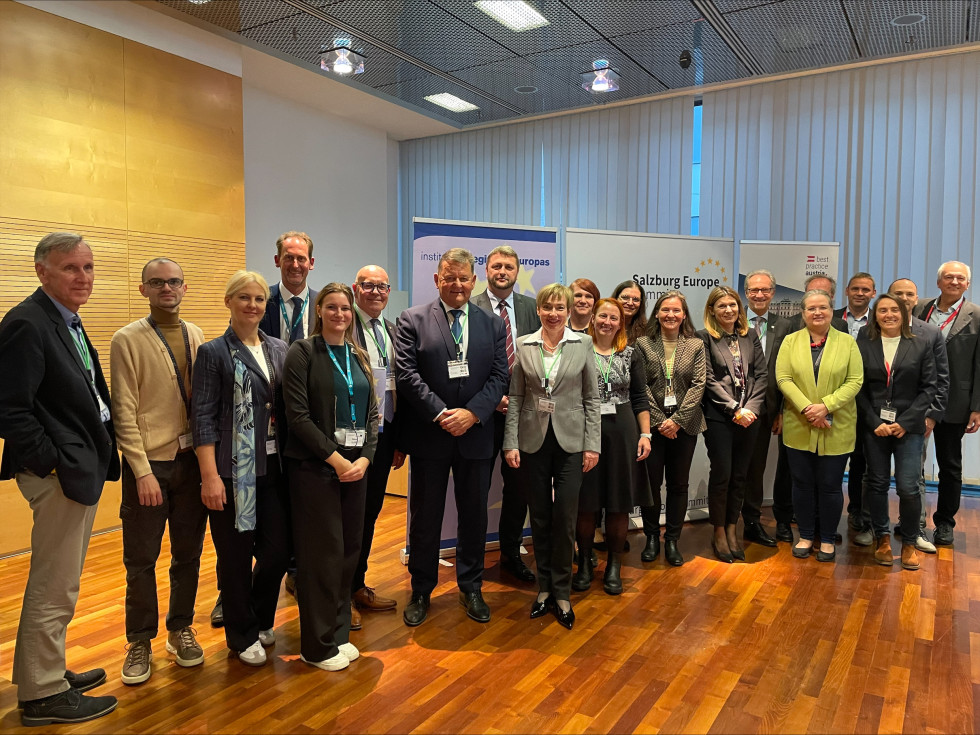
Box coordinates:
[776,289,863,563]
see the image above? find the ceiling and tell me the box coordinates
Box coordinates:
[153,0,980,128]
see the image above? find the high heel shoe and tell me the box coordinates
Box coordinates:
[552,602,575,630]
[711,540,735,563]
[530,596,553,619]
[726,524,745,561]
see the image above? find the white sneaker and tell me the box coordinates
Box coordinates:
[338,642,359,662]
[300,652,349,671]
[239,640,267,666]
[915,534,937,554]
[258,628,276,647]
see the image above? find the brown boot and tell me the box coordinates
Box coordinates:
[901,544,920,570]
[874,534,894,566]
[350,601,362,631]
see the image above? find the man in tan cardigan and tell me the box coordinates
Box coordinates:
[110,258,206,686]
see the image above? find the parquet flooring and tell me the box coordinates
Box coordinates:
[2,493,979,734]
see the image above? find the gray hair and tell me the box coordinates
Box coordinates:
[439,248,475,274]
[801,288,833,310]
[804,272,837,298]
[937,261,972,282]
[745,269,776,289]
[34,232,86,264]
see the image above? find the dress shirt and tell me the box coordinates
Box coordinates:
[520,327,578,388]
[749,310,771,354]
[440,300,470,359]
[486,290,516,338]
[843,308,870,339]
[355,305,394,368]
[927,296,965,338]
[45,291,111,421]
[278,281,312,341]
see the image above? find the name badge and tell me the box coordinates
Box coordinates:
[386,376,396,392]
[265,439,277,455]
[537,397,556,414]
[663,395,678,408]
[600,402,616,415]
[880,407,897,422]
[344,429,366,448]
[178,433,193,450]
[448,360,469,379]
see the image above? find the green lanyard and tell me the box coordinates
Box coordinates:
[594,349,613,392]
[359,315,388,367]
[538,343,564,395]
[664,354,674,381]
[449,311,468,359]
[69,327,92,373]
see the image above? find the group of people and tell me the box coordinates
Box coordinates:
[2,230,977,728]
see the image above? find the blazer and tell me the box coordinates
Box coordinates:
[394,298,509,460]
[855,332,937,434]
[192,327,288,478]
[283,336,379,463]
[697,328,767,422]
[258,283,320,341]
[353,314,399,422]
[750,312,793,417]
[912,297,980,424]
[0,288,120,505]
[785,311,849,334]
[471,290,541,337]
[503,330,601,454]
[776,327,864,456]
[634,334,707,437]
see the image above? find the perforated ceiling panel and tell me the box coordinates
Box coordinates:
[842,0,970,57]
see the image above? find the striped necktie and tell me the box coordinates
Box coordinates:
[497,300,516,372]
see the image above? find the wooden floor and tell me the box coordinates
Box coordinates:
[2,493,979,734]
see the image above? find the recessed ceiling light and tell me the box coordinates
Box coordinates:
[188,0,212,4]
[424,93,480,113]
[514,85,538,94]
[891,13,926,27]
[475,1,549,32]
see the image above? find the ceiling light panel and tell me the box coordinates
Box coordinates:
[454,0,599,55]
[377,77,519,123]
[842,0,965,57]
[424,93,480,112]
[474,1,548,32]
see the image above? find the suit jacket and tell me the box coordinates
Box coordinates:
[912,297,980,424]
[503,330,601,454]
[748,312,793,417]
[191,327,288,478]
[785,311,849,334]
[282,335,379,463]
[855,332,937,434]
[353,314,399,422]
[697,329,767,422]
[394,299,509,460]
[634,334,707,436]
[776,327,864,456]
[0,288,120,505]
[258,283,320,341]
[471,289,541,337]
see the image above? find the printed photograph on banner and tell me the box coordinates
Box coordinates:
[738,241,841,315]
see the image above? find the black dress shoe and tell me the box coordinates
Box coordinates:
[18,669,107,709]
[743,522,778,548]
[403,593,430,627]
[553,603,575,630]
[711,541,735,563]
[730,546,746,561]
[640,535,660,562]
[21,688,117,727]
[501,556,536,583]
[459,591,491,623]
[933,523,954,546]
[774,522,794,543]
[792,542,812,559]
[530,596,553,619]
[664,539,684,566]
[210,596,224,628]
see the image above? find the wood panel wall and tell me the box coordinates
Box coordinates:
[0,3,246,556]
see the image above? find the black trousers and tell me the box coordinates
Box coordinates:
[641,430,698,541]
[845,439,866,517]
[208,462,290,652]
[290,455,365,662]
[408,448,492,596]
[492,410,530,560]
[351,419,396,593]
[122,454,206,641]
[742,411,773,524]
[704,418,760,527]
[933,420,967,527]
[772,433,795,525]
[522,424,582,601]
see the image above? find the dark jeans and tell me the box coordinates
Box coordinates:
[932,420,967,528]
[704,418,759,527]
[351,419,396,593]
[642,430,698,542]
[121,454,206,642]
[785,447,848,545]
[772,433,794,525]
[742,411,773,524]
[845,439,866,517]
[290,455,365,662]
[522,424,582,601]
[208,462,291,652]
[492,410,530,560]
[864,431,924,542]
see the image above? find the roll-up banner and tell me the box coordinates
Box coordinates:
[565,228,736,524]
[403,218,558,562]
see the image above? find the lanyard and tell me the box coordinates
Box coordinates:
[278,290,309,337]
[69,327,92,373]
[593,349,614,389]
[359,315,388,367]
[925,300,963,332]
[147,316,192,414]
[756,319,767,340]
[538,342,564,396]
[326,342,357,427]
[448,310,467,359]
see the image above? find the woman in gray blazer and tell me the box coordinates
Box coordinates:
[504,284,601,629]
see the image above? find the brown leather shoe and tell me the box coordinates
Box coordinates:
[874,534,894,566]
[353,586,397,611]
[901,545,920,570]
[350,601,362,631]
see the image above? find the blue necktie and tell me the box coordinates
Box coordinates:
[450,309,463,342]
[288,296,304,343]
[372,318,395,425]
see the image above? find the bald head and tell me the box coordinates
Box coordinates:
[353,265,391,318]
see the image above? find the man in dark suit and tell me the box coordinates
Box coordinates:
[471,245,540,584]
[740,269,792,548]
[257,230,319,342]
[395,248,509,627]
[912,261,980,546]
[0,232,120,727]
[349,264,404,630]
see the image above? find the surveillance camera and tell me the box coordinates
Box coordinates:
[679,50,692,69]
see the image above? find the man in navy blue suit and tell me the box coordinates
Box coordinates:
[257,230,319,342]
[395,248,509,627]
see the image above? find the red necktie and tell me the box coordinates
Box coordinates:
[497,300,516,372]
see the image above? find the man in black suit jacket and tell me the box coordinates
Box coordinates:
[349,264,403,627]
[257,230,319,342]
[912,261,980,546]
[395,248,509,627]
[0,232,120,727]
[470,245,541,584]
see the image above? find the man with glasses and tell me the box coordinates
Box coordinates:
[349,265,404,630]
[110,258,207,685]
[912,261,980,546]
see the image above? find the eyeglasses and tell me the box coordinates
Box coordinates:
[746,288,774,295]
[618,295,641,304]
[144,278,184,289]
[358,282,391,293]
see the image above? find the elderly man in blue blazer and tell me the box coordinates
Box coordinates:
[395,248,509,627]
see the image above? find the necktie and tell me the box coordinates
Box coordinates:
[753,315,763,337]
[288,296,304,343]
[450,309,463,343]
[497,300,516,372]
[372,318,395,424]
